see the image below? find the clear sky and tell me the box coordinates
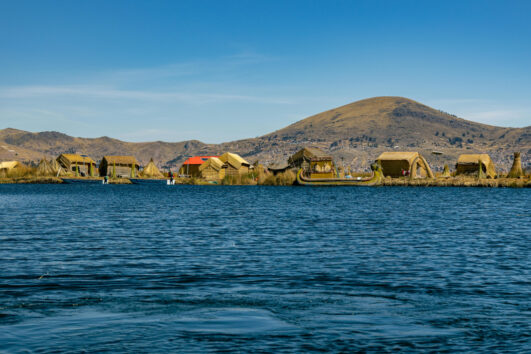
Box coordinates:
[1,0,530,143]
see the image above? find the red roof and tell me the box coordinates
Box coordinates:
[182,156,219,165]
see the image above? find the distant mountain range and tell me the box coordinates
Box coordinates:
[1,97,529,171]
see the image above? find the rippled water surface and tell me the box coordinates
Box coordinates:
[0,185,530,352]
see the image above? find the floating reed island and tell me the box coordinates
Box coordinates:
[0,148,529,187]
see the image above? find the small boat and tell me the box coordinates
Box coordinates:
[61,178,103,184]
[130,178,172,185]
[296,163,384,186]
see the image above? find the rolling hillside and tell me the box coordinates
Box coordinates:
[1,97,529,171]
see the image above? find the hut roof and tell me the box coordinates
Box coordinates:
[268,162,289,171]
[0,160,21,170]
[219,152,250,169]
[457,154,493,165]
[182,156,219,165]
[141,158,164,178]
[376,151,420,164]
[457,153,496,178]
[199,157,225,172]
[59,154,96,164]
[102,155,139,166]
[291,147,331,161]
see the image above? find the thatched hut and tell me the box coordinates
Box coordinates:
[507,152,524,178]
[140,158,164,178]
[0,160,21,172]
[36,159,56,176]
[57,154,97,176]
[268,162,290,175]
[179,156,218,177]
[376,152,434,178]
[219,152,250,176]
[199,157,226,181]
[288,147,331,170]
[456,154,497,179]
[0,161,23,176]
[99,156,140,178]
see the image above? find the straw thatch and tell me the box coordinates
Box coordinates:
[57,154,97,176]
[99,155,140,177]
[507,152,524,178]
[456,154,497,179]
[36,159,56,176]
[51,159,67,176]
[288,147,331,170]
[376,151,434,178]
[199,157,226,181]
[219,152,250,176]
[441,164,451,178]
[0,160,22,172]
[140,158,164,178]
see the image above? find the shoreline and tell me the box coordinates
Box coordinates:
[0,176,530,187]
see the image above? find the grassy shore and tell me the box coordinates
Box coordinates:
[0,171,529,187]
[382,176,531,188]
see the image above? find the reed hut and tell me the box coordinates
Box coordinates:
[99,156,140,178]
[0,161,22,174]
[140,158,164,178]
[57,154,97,176]
[507,152,524,178]
[268,162,290,175]
[218,152,250,176]
[199,157,226,181]
[376,152,434,178]
[456,154,497,179]
[288,147,331,170]
[36,159,56,176]
[179,156,218,177]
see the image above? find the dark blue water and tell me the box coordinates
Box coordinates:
[0,185,529,352]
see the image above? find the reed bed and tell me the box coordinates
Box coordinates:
[0,176,63,184]
[381,176,531,188]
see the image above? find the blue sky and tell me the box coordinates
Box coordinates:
[1,0,530,143]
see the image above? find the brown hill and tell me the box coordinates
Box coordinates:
[1,97,529,171]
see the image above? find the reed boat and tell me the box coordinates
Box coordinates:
[296,163,384,186]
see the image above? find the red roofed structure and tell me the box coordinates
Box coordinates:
[179,156,219,177]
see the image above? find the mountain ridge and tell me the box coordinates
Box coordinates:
[1,97,529,171]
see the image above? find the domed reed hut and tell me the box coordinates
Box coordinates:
[140,158,164,178]
[507,152,524,178]
[199,157,226,181]
[0,161,23,176]
[441,164,451,178]
[288,147,332,170]
[57,154,97,177]
[99,156,140,178]
[456,154,497,179]
[376,152,434,178]
[179,156,219,177]
[219,152,250,176]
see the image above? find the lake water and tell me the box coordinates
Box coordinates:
[0,185,529,352]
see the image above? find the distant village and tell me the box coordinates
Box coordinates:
[0,147,527,186]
